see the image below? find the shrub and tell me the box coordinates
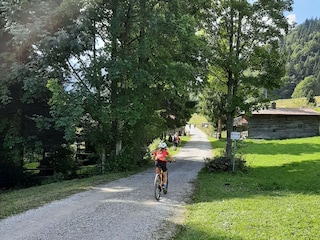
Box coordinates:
[0,163,26,189]
[204,155,248,173]
[40,172,65,185]
[105,145,150,171]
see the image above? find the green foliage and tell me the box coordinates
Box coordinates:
[307,90,316,105]
[291,75,320,98]
[278,18,320,98]
[40,146,76,179]
[105,144,150,172]
[0,1,71,169]
[204,155,247,173]
[47,79,85,141]
[199,0,292,158]
[41,0,205,171]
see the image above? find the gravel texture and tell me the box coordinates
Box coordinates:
[0,128,212,240]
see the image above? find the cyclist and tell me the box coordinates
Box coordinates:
[152,142,175,193]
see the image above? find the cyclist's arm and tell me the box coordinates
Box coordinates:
[152,151,158,161]
[167,154,175,162]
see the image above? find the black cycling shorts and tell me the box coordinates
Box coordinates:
[155,160,167,172]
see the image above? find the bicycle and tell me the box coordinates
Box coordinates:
[154,159,176,200]
[154,168,169,201]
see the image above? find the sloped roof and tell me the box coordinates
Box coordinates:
[252,108,320,116]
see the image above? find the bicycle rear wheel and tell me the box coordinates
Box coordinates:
[154,174,161,200]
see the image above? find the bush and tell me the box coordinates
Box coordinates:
[105,146,150,171]
[204,155,248,173]
[40,172,65,185]
[0,163,26,189]
[40,147,77,179]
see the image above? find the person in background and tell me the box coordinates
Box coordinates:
[152,142,175,193]
[173,132,180,151]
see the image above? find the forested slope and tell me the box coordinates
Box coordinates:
[277,18,320,99]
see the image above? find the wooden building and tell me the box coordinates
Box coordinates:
[234,105,320,140]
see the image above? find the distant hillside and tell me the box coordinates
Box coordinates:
[275,18,320,99]
[275,96,320,112]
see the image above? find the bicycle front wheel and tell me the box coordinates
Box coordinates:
[154,174,161,201]
[166,172,168,191]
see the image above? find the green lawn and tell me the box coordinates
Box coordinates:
[174,136,320,240]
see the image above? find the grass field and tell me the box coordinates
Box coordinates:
[275,97,320,112]
[174,136,320,240]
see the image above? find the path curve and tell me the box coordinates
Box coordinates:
[0,128,212,240]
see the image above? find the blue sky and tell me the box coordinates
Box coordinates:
[287,0,320,25]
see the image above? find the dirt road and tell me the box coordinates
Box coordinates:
[0,127,212,240]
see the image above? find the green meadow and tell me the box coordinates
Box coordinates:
[174,136,320,240]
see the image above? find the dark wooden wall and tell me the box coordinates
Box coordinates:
[247,115,320,139]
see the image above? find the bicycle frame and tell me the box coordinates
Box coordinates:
[154,168,168,201]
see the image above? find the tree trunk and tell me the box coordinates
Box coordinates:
[225,112,234,160]
[217,117,222,139]
[116,140,122,155]
[100,147,106,174]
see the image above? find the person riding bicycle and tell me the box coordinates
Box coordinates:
[152,142,175,193]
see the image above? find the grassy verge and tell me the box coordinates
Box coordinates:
[174,136,320,240]
[0,169,151,220]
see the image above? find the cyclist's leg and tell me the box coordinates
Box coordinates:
[161,162,168,188]
[155,160,160,173]
[155,161,163,187]
[162,171,167,186]
[157,161,167,186]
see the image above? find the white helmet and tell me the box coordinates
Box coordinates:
[158,142,167,149]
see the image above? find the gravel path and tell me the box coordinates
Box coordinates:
[0,128,212,240]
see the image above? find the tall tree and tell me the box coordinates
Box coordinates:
[201,0,292,158]
[0,0,70,167]
[1,0,207,174]
[44,0,207,170]
[198,66,227,138]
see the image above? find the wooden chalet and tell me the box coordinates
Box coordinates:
[234,104,320,140]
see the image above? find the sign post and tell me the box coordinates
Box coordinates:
[230,132,241,172]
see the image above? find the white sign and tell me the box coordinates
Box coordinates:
[231,131,241,140]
